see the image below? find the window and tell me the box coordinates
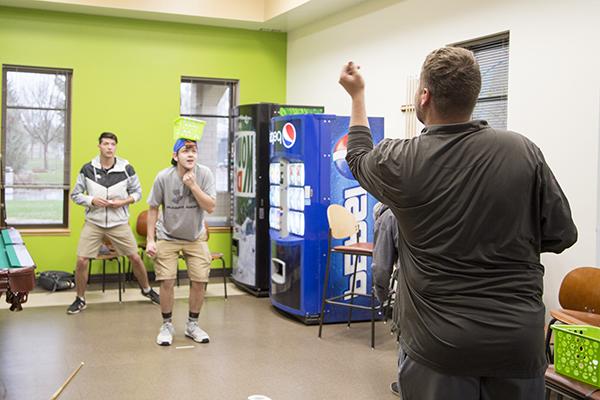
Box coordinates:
[180,77,238,226]
[1,65,72,229]
[455,32,510,129]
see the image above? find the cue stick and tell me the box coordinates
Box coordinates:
[50,362,84,400]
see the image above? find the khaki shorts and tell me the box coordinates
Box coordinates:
[77,222,139,258]
[154,236,211,283]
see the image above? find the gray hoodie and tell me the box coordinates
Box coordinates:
[71,156,142,228]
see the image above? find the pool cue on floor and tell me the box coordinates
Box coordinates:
[50,362,84,400]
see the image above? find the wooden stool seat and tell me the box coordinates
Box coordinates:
[332,242,373,256]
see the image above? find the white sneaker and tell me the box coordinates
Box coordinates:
[156,322,174,346]
[185,321,210,343]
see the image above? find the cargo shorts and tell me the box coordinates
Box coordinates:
[153,235,211,283]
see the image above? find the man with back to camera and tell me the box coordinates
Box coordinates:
[339,47,577,399]
[146,138,216,346]
[69,132,160,314]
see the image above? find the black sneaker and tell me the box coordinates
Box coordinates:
[390,382,400,397]
[142,288,160,305]
[67,297,86,314]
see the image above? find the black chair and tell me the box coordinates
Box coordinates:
[210,252,228,299]
[87,241,125,302]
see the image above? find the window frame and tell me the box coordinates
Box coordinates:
[179,76,239,227]
[1,64,73,230]
[452,31,510,128]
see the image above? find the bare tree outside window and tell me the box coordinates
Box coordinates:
[1,66,72,228]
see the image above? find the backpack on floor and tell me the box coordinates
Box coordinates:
[38,271,75,292]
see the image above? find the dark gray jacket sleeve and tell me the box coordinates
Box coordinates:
[372,208,399,302]
[345,125,391,204]
[538,160,578,253]
[345,125,413,209]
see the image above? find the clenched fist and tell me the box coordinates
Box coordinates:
[182,170,196,188]
[339,61,365,99]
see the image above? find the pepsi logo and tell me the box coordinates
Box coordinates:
[282,123,296,149]
[332,133,355,180]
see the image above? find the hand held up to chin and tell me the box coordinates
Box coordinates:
[182,170,196,187]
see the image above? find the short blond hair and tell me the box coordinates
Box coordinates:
[420,47,481,118]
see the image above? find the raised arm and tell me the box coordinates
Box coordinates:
[339,61,368,128]
[339,61,400,205]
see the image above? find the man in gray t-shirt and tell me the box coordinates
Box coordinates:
[146,138,216,346]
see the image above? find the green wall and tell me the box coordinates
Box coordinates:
[0,6,287,274]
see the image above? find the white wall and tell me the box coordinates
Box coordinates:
[286,0,600,313]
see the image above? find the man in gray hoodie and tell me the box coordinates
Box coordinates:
[68,132,159,314]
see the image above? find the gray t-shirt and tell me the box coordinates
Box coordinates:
[147,164,216,241]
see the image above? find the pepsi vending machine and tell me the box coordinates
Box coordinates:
[269,114,384,323]
[232,104,323,296]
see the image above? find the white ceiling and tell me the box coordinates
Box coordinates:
[0,0,379,31]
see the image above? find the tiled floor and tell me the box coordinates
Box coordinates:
[0,282,398,400]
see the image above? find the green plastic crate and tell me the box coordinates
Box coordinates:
[173,117,206,141]
[551,324,600,388]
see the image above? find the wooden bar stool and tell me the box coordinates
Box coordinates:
[317,204,379,348]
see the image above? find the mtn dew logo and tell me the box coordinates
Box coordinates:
[234,131,255,197]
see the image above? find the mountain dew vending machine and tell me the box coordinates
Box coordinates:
[232,104,324,296]
[269,114,384,323]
